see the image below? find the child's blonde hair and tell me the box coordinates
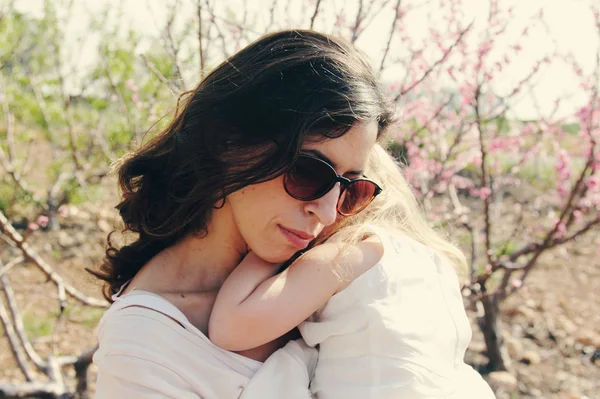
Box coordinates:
[330,144,468,279]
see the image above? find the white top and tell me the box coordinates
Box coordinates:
[299,226,495,399]
[93,290,316,399]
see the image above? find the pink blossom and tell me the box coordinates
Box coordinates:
[36,215,49,228]
[441,169,454,180]
[513,44,522,52]
[132,94,139,103]
[586,175,599,191]
[556,149,571,181]
[557,184,569,198]
[577,106,592,124]
[480,187,491,200]
[58,205,69,217]
[521,125,534,136]
[28,223,39,231]
[410,157,426,170]
[125,79,138,91]
[511,279,522,288]
[477,40,493,59]
[459,84,473,107]
[387,82,400,93]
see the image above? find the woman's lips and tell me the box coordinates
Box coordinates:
[278,225,315,249]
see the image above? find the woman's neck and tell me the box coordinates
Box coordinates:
[138,202,248,294]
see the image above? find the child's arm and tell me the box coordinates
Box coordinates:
[208,240,382,352]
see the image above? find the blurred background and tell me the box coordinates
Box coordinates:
[0,0,598,398]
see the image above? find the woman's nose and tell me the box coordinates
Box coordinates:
[304,183,340,226]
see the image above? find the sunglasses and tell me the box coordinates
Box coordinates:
[283,154,382,216]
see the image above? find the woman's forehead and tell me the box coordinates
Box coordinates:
[302,121,378,174]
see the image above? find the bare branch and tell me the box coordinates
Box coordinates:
[405,95,456,145]
[0,299,35,381]
[74,345,98,399]
[485,57,548,123]
[0,256,23,278]
[265,0,278,31]
[163,0,187,90]
[101,56,137,135]
[197,0,205,79]
[310,0,322,29]
[0,78,37,203]
[474,83,495,268]
[395,21,473,101]
[204,0,230,59]
[234,0,249,51]
[1,273,46,371]
[361,0,393,35]
[380,0,402,71]
[0,210,108,308]
[0,381,67,398]
[422,119,472,199]
[350,0,364,43]
[461,221,478,281]
[140,54,181,96]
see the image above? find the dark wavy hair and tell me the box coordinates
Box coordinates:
[90,29,396,301]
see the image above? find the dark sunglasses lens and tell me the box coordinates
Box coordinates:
[338,180,378,216]
[284,157,335,200]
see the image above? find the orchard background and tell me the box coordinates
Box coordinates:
[0,0,598,398]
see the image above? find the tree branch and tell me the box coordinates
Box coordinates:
[395,21,473,101]
[1,273,46,372]
[309,0,322,29]
[380,0,402,71]
[351,0,365,43]
[0,210,108,308]
[474,83,494,268]
[197,0,205,79]
[140,54,181,96]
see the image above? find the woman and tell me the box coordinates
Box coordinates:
[91,29,395,398]
[209,144,495,398]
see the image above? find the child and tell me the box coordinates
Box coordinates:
[209,145,495,398]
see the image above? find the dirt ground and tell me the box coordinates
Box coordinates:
[0,199,599,398]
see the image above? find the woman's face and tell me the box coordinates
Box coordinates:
[227,121,379,263]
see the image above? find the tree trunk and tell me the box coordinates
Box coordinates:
[478,293,512,372]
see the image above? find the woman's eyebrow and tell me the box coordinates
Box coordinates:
[301,149,364,176]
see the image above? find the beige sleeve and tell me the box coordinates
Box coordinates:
[240,339,318,399]
[94,353,201,399]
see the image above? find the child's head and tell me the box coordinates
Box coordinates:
[327,144,468,278]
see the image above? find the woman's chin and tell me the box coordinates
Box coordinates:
[253,247,298,265]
